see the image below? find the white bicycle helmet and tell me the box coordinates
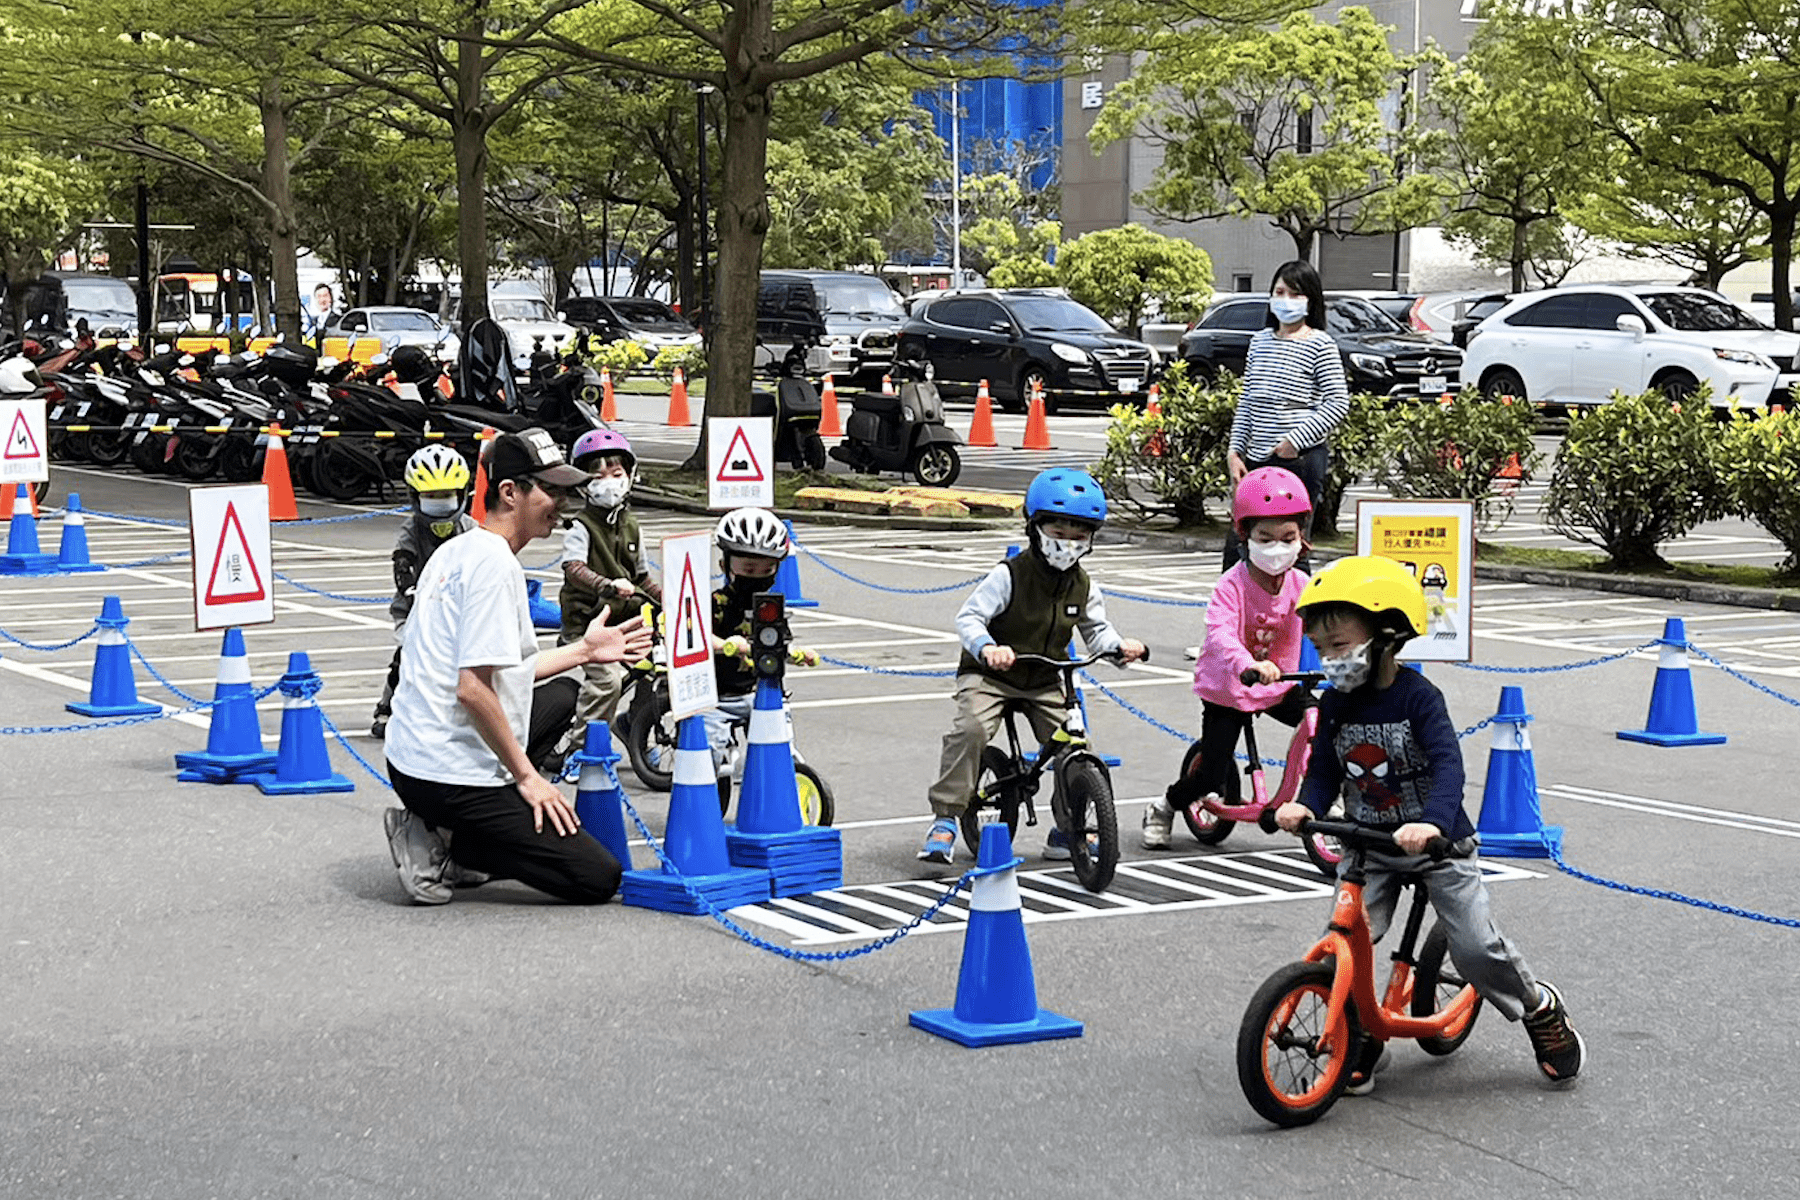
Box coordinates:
[715,507,790,561]
[403,444,472,493]
[0,356,42,394]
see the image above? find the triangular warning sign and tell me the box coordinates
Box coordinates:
[669,556,710,668]
[3,409,40,460]
[715,425,764,483]
[204,502,268,605]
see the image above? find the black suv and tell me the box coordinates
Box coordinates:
[1179,293,1462,399]
[896,287,1158,411]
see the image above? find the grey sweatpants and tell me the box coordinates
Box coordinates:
[927,673,1066,818]
[1359,848,1541,1022]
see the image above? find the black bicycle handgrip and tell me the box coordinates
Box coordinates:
[1239,667,1264,686]
[1424,835,1453,861]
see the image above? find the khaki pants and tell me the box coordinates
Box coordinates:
[574,660,627,731]
[927,673,1067,818]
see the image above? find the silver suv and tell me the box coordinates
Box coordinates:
[756,270,903,384]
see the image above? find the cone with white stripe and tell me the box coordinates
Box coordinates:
[55,493,104,572]
[621,714,771,913]
[66,595,160,717]
[0,483,56,575]
[570,719,632,870]
[726,677,842,895]
[1475,685,1562,857]
[1616,617,1726,747]
[175,628,278,782]
[252,652,354,794]
[910,823,1083,1046]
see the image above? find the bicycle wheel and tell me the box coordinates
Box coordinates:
[796,763,835,826]
[1236,960,1357,1128]
[1410,923,1485,1056]
[1059,756,1118,893]
[1302,800,1347,881]
[1175,741,1238,845]
[626,687,677,792]
[960,746,1022,855]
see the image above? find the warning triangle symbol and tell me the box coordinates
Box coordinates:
[3,409,40,460]
[204,502,268,605]
[716,425,764,483]
[669,555,710,668]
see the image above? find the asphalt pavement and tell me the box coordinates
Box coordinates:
[3,464,1798,1198]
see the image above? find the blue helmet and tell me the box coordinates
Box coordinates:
[1024,468,1107,526]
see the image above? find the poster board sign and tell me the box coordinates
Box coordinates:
[189,484,275,630]
[1354,499,1474,662]
[661,530,719,720]
[706,417,774,510]
[0,399,49,485]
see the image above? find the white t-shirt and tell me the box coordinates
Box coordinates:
[387,528,539,786]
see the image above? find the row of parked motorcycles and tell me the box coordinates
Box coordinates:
[3,320,608,503]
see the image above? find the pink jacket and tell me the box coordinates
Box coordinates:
[1193,563,1310,711]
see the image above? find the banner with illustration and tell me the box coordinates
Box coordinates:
[1354,500,1474,662]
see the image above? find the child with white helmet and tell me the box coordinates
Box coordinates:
[371,443,476,738]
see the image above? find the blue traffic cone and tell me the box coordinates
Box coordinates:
[174,628,278,782]
[734,678,803,835]
[66,595,160,717]
[570,720,632,870]
[54,493,104,572]
[771,520,819,608]
[253,652,354,794]
[0,483,56,575]
[1298,633,1323,674]
[910,823,1084,1047]
[1475,685,1563,858]
[1617,617,1726,747]
[621,715,772,913]
[525,578,562,630]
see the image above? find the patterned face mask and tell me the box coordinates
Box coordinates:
[1039,535,1090,572]
[586,476,630,508]
[1319,640,1373,691]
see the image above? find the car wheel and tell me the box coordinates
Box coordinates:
[1019,365,1054,414]
[1183,359,1217,389]
[1651,371,1699,406]
[1482,367,1527,404]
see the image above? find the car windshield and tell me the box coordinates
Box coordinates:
[1007,297,1115,334]
[370,310,440,332]
[492,298,554,321]
[610,299,689,329]
[1641,291,1766,331]
[816,278,904,317]
[1326,297,1403,334]
[64,280,136,312]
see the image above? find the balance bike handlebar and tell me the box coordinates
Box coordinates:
[1013,648,1150,670]
[1298,816,1452,861]
[1239,668,1326,688]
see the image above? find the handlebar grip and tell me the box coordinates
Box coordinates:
[1239,667,1261,686]
[1424,836,1452,861]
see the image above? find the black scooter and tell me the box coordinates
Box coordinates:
[828,352,961,486]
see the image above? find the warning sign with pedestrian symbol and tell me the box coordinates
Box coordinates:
[0,399,49,484]
[189,484,274,630]
[661,530,718,719]
[706,417,773,509]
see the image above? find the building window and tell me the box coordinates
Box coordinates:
[1238,110,1256,139]
[1233,273,1254,292]
[1296,109,1313,154]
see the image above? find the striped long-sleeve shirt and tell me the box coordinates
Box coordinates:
[1229,328,1351,461]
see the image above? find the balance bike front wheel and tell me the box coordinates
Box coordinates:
[1237,960,1356,1128]
[1058,755,1117,894]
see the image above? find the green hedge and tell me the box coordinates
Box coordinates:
[1720,406,1800,573]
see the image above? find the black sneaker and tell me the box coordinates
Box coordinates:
[1523,981,1585,1083]
[1345,1038,1389,1096]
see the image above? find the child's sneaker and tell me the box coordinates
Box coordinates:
[1043,827,1072,860]
[1345,1040,1390,1096]
[917,818,958,864]
[1140,799,1175,850]
[1523,981,1585,1083]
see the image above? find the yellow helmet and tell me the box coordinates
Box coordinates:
[1295,555,1428,640]
[403,444,471,493]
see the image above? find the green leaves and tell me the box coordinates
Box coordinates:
[1720,407,1800,574]
[1054,223,1213,334]
[1091,362,1238,526]
[1376,391,1541,530]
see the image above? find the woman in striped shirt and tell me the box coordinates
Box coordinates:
[1223,260,1349,570]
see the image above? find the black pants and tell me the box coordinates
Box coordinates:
[1223,443,1329,572]
[387,678,619,904]
[1169,688,1313,806]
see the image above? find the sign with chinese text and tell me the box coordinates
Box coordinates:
[0,399,48,484]
[661,530,719,720]
[189,484,274,630]
[706,417,774,509]
[1354,499,1474,662]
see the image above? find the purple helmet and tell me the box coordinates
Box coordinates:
[571,428,635,472]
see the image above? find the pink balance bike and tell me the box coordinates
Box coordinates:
[1172,669,1345,880]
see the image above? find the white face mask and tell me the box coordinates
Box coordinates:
[419,496,461,518]
[1248,539,1301,576]
[1039,535,1090,572]
[586,476,630,508]
[1270,296,1310,325]
[1319,640,1373,691]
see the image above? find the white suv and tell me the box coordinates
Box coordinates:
[1463,285,1800,409]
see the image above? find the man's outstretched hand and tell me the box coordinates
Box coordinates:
[583,610,653,664]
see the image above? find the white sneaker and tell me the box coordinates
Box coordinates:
[1141,800,1175,850]
[384,807,452,905]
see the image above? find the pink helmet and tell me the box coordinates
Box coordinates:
[571,427,635,472]
[1233,466,1312,532]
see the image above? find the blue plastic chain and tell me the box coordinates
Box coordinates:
[126,637,283,707]
[1449,640,1659,674]
[273,572,389,604]
[318,709,393,788]
[818,653,958,679]
[1688,645,1800,710]
[82,505,406,528]
[790,539,986,595]
[0,622,101,652]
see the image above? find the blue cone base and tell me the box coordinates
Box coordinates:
[67,698,160,717]
[726,825,843,895]
[175,750,279,783]
[1480,825,1564,859]
[620,865,773,914]
[1616,728,1727,747]
[56,561,105,573]
[251,770,355,795]
[908,1007,1084,1047]
[1099,753,1122,767]
[0,552,58,575]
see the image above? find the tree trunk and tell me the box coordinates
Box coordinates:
[708,60,775,420]
[454,25,491,324]
[1773,205,1796,333]
[259,77,304,343]
[1509,217,1528,294]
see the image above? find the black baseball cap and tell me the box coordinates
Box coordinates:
[484,427,588,489]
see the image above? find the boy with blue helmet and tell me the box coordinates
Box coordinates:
[919,468,1146,863]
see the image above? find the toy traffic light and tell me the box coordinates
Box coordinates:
[751,591,790,682]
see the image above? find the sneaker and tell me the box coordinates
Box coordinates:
[1345,1040,1390,1096]
[1044,827,1072,861]
[1523,981,1585,1083]
[1141,799,1175,850]
[369,715,387,740]
[917,818,958,864]
[384,807,452,905]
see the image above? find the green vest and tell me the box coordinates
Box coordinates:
[958,551,1092,692]
[559,506,646,641]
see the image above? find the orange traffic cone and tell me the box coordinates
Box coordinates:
[1145,381,1162,417]
[818,374,843,437]
[966,379,998,447]
[1498,452,1523,479]
[1144,381,1167,458]
[262,424,298,522]
[470,427,494,522]
[0,480,41,520]
[1018,380,1053,450]
[666,366,692,427]
[1772,403,1787,415]
[600,366,618,422]
[881,374,896,397]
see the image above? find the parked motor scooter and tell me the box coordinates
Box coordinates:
[827,350,961,485]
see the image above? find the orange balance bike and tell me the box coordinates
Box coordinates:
[1236,818,1484,1127]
